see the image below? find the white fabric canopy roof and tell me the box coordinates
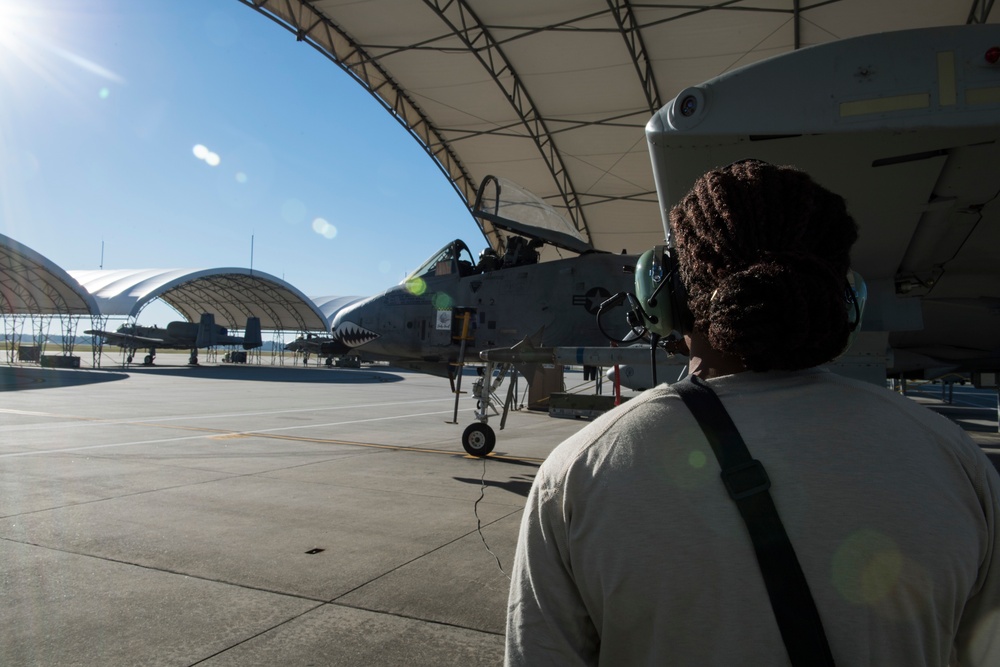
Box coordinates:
[311,295,366,324]
[238,0,996,256]
[0,232,98,317]
[69,268,329,332]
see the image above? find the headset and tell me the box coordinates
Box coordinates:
[631,243,693,339]
[597,246,866,386]
[626,243,867,343]
[843,268,867,353]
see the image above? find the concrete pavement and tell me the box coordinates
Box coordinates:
[0,358,592,666]
[1,358,997,665]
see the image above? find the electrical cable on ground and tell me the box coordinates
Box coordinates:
[475,456,511,581]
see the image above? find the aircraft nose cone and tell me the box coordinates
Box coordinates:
[332,321,380,348]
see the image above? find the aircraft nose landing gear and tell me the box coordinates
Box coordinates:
[459,361,517,456]
[462,422,496,457]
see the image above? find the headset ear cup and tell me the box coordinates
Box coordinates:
[634,245,693,338]
[634,246,672,336]
[847,270,867,331]
[649,246,675,335]
[841,270,867,354]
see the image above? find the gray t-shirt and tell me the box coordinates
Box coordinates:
[506,368,1000,666]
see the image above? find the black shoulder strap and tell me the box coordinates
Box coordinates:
[674,374,835,667]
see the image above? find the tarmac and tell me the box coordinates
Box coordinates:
[0,354,603,667]
[1,354,998,666]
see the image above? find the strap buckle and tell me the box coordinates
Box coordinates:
[721,459,771,500]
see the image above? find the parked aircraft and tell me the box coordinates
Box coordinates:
[516,25,1000,396]
[330,177,636,454]
[553,25,1000,396]
[350,25,1000,454]
[87,313,263,366]
[284,333,351,366]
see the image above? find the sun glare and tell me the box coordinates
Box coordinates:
[0,0,125,99]
[0,1,36,71]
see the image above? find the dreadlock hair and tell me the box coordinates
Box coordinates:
[669,159,859,372]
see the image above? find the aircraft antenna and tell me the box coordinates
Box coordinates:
[250,233,255,274]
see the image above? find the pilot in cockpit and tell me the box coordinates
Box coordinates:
[502,236,543,268]
[477,248,501,273]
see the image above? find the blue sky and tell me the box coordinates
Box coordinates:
[0,0,478,325]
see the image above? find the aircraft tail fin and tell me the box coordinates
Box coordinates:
[196,313,217,348]
[243,317,263,349]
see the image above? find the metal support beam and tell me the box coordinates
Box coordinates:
[422,0,591,245]
[607,0,663,114]
[968,0,996,23]
[793,0,801,49]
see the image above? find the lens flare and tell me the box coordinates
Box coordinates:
[687,450,707,468]
[311,217,337,240]
[832,530,903,605]
[432,292,454,309]
[192,144,221,166]
[405,277,427,296]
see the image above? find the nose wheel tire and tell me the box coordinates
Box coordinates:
[462,423,496,457]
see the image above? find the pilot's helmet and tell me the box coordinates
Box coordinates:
[479,248,498,261]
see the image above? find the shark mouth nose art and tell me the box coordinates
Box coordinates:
[333,321,380,348]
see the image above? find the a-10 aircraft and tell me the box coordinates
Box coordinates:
[342,24,1000,455]
[487,24,1000,396]
[284,333,351,366]
[330,176,636,453]
[87,313,263,366]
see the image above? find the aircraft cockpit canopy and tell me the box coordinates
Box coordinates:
[405,240,478,281]
[472,176,594,256]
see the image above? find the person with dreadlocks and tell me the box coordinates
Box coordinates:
[505,160,1000,666]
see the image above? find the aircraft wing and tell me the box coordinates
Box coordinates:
[283,338,311,353]
[646,25,1000,378]
[286,337,325,353]
[84,329,167,347]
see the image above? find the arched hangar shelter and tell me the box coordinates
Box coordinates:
[69,268,328,334]
[1,233,98,318]
[311,295,366,326]
[239,0,996,259]
[1,232,99,361]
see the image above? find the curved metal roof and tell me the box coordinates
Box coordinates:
[311,295,367,325]
[239,0,996,256]
[69,268,328,332]
[0,233,98,317]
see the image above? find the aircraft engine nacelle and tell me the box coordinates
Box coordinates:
[166,321,199,340]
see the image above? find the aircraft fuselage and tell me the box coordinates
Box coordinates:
[331,252,636,374]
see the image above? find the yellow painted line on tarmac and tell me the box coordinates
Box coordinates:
[1,408,546,464]
[151,421,546,464]
[209,428,546,464]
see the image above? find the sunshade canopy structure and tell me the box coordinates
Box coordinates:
[69,268,329,332]
[0,232,98,317]
[238,0,997,257]
[311,295,367,326]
